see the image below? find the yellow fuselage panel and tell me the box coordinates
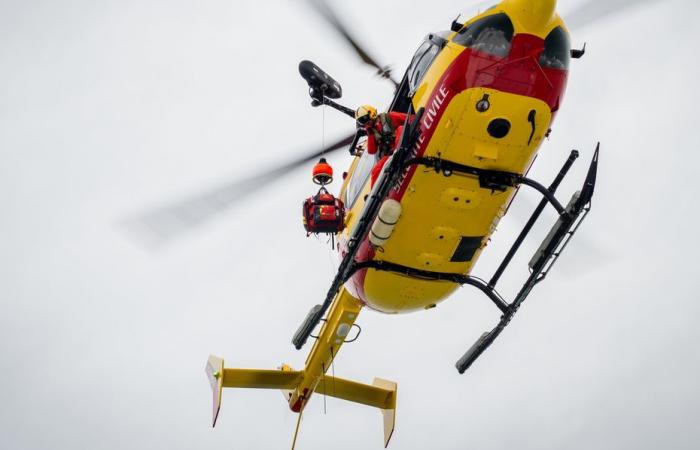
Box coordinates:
[363,87,551,313]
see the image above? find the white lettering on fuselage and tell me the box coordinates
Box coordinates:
[421,85,449,130]
[393,84,450,192]
[393,133,426,192]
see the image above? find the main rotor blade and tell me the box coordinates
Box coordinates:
[306,0,399,87]
[565,0,663,30]
[124,133,355,248]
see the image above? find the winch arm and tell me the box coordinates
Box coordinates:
[310,95,356,118]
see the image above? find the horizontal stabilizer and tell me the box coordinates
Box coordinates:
[205,355,397,446]
[206,355,303,427]
[315,375,397,447]
[222,367,302,390]
[314,375,394,409]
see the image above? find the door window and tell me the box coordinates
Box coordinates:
[345,149,377,208]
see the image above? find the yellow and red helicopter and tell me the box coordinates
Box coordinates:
[128,0,653,447]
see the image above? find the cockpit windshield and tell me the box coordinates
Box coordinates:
[539,26,570,70]
[406,33,447,93]
[452,13,514,58]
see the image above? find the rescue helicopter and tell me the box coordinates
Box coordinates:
[125,0,658,447]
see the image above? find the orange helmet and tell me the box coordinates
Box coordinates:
[312,158,334,185]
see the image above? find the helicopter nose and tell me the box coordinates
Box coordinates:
[502,0,556,32]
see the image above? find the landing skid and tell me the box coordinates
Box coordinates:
[354,145,598,372]
[455,145,598,373]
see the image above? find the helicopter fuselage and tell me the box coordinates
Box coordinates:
[339,2,569,313]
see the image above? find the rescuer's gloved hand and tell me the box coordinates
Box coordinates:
[355,104,378,126]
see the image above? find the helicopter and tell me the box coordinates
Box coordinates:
[126,0,654,447]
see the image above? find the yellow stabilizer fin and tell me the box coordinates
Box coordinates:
[221,367,302,389]
[315,375,397,447]
[205,355,224,427]
[373,378,398,448]
[206,355,303,427]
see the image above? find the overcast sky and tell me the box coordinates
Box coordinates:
[1,1,699,449]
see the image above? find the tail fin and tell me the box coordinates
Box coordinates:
[204,355,224,427]
[373,378,398,448]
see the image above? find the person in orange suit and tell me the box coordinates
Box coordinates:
[355,105,408,186]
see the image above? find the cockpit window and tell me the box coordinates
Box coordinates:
[345,147,377,208]
[540,27,570,70]
[407,40,441,92]
[452,13,514,58]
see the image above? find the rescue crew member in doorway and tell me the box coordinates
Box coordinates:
[355,105,407,186]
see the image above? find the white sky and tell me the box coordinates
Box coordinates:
[1,0,699,449]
